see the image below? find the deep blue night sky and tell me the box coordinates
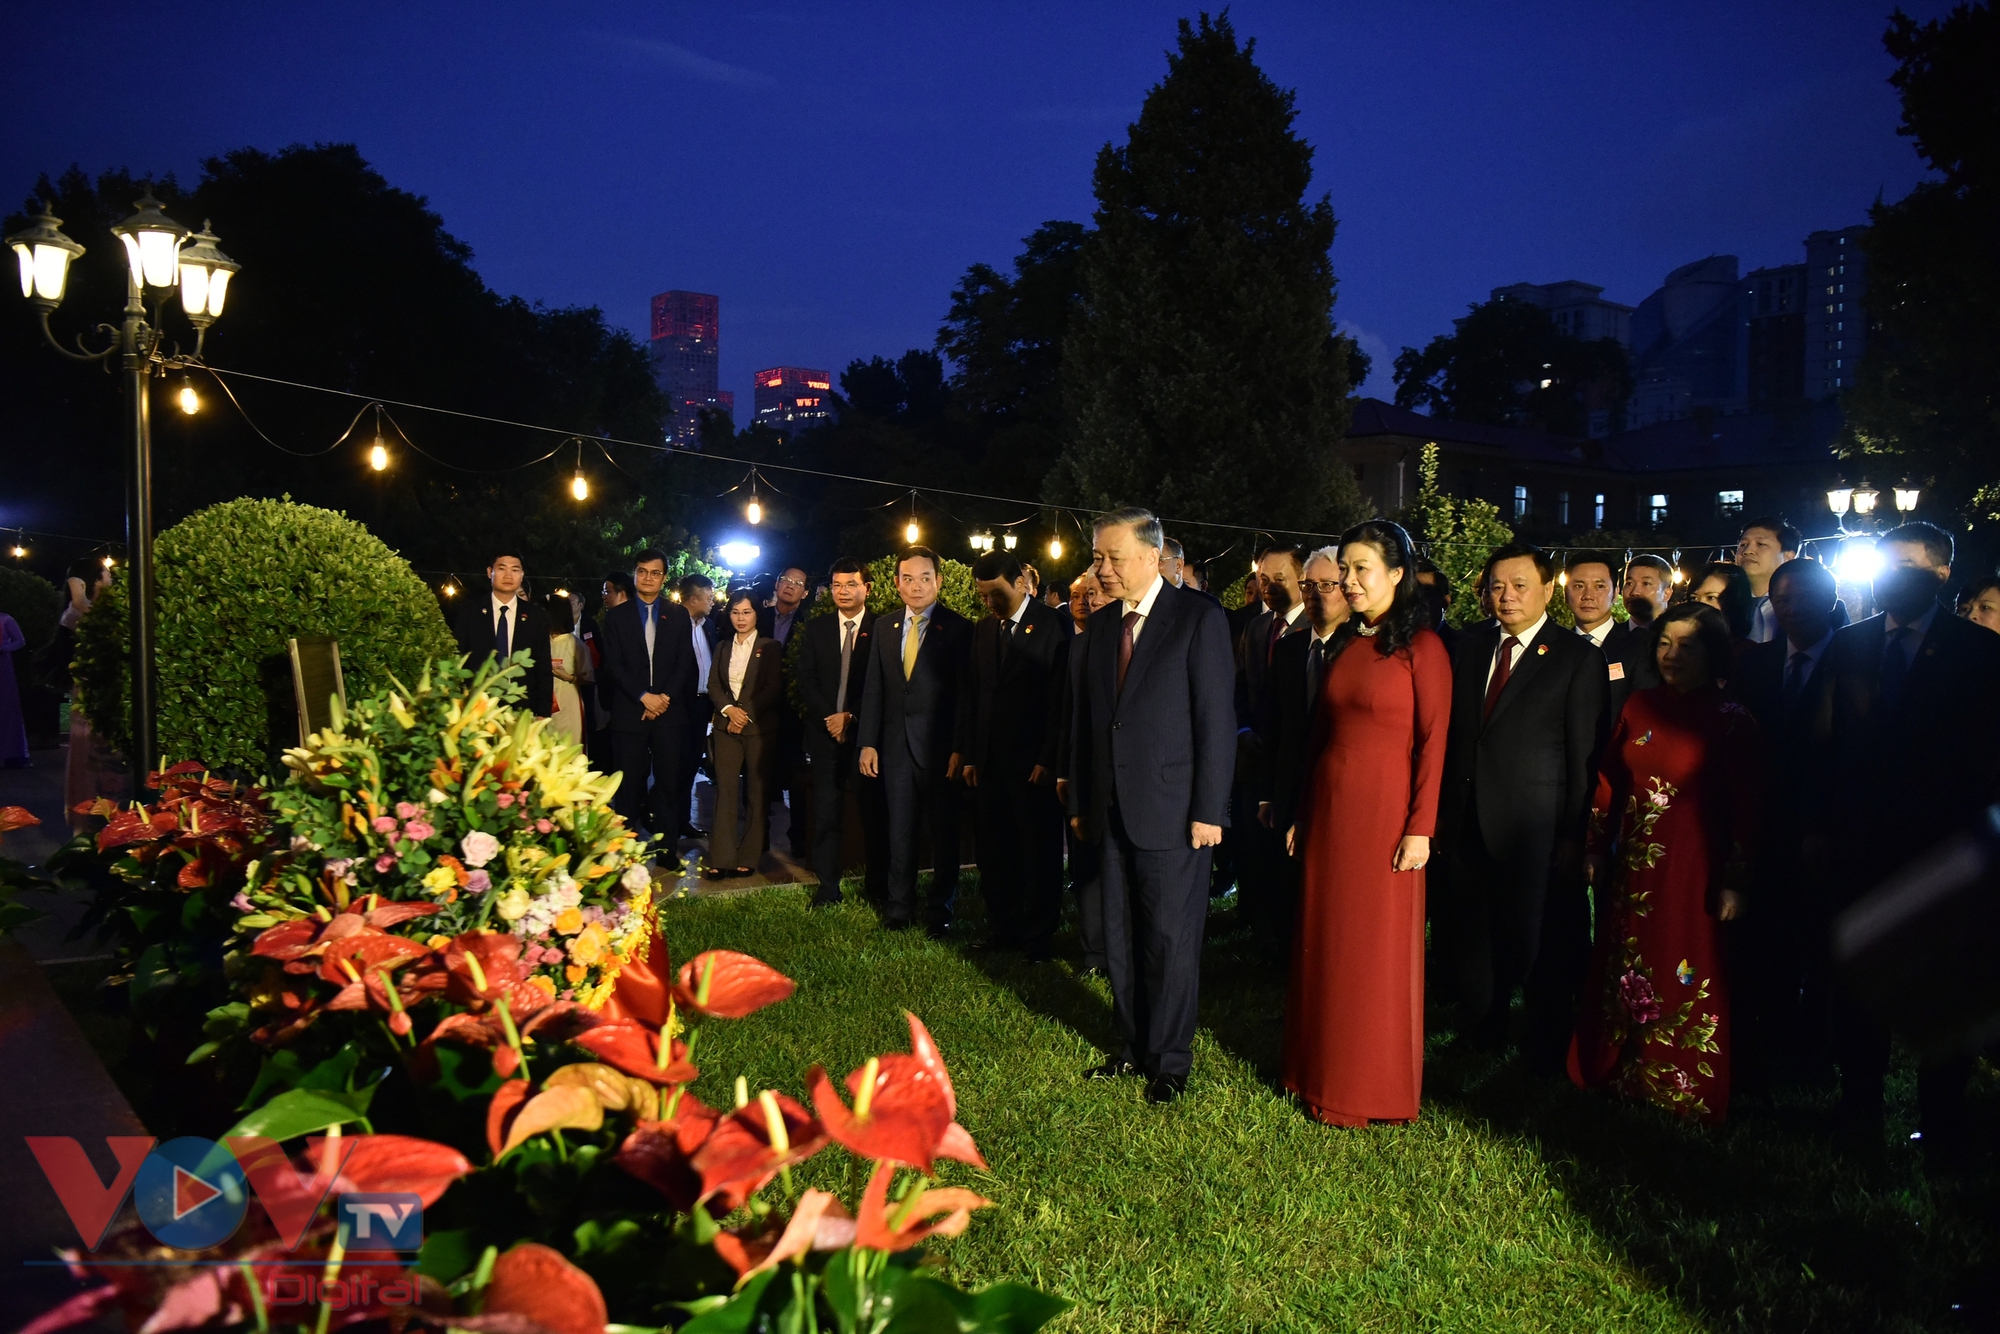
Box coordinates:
[4,1,1946,407]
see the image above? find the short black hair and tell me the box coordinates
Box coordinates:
[1740,515,1801,552]
[1627,553,1673,579]
[1879,521,1954,568]
[971,550,1024,583]
[1958,573,2000,607]
[1258,545,1306,574]
[896,545,941,578]
[1162,537,1185,560]
[1770,557,1836,604]
[488,548,526,568]
[1565,550,1617,580]
[603,571,636,597]
[828,557,870,584]
[724,587,758,613]
[1658,602,1736,686]
[1486,542,1555,584]
[678,573,714,598]
[634,548,668,571]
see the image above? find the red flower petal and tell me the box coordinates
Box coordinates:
[444,932,525,1005]
[0,805,42,834]
[690,1093,828,1207]
[336,1135,472,1207]
[252,919,322,961]
[480,1244,607,1334]
[904,1011,958,1118]
[317,932,430,985]
[612,1095,718,1213]
[570,1023,699,1085]
[854,1162,991,1253]
[486,1080,532,1158]
[807,1057,951,1174]
[363,901,442,930]
[671,950,796,1019]
[934,1121,987,1171]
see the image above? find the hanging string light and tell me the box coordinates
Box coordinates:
[365,404,390,471]
[1048,536,1063,559]
[570,440,589,501]
[903,491,920,545]
[746,470,763,525]
[8,532,25,559]
[175,375,200,415]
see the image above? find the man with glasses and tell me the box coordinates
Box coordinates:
[598,550,699,869]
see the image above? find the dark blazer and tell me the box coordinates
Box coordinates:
[1067,581,1236,850]
[857,603,973,771]
[1812,603,2000,871]
[956,599,1069,781]
[1731,632,1833,835]
[453,593,553,717]
[596,596,699,734]
[796,609,878,751]
[1235,605,1305,728]
[709,634,785,735]
[1438,617,1610,865]
[757,604,807,651]
[1580,619,1657,727]
[1259,628,1323,833]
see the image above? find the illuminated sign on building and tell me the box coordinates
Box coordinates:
[753,365,835,437]
[649,291,728,448]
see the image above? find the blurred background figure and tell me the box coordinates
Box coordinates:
[1957,574,2000,633]
[544,592,586,745]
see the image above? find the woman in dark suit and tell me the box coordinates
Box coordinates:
[706,589,784,879]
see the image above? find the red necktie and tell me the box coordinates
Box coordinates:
[1117,610,1140,695]
[1483,635,1521,719]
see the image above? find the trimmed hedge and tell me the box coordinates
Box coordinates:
[72,498,454,774]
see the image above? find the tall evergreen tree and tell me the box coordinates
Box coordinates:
[1058,13,1363,537]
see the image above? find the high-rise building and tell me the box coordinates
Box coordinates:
[1626,255,1745,426]
[1489,279,1634,346]
[648,291,730,447]
[753,366,834,436]
[1743,262,1808,408]
[1803,226,1867,401]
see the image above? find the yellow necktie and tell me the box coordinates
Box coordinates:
[902,615,922,680]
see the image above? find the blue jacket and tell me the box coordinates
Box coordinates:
[597,596,699,733]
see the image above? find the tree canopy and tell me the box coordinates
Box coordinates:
[1392,296,1633,437]
[1057,13,1364,538]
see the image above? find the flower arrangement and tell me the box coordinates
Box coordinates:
[238,655,656,1012]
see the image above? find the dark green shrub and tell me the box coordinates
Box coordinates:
[0,566,61,656]
[71,498,454,772]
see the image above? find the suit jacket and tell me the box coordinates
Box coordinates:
[709,634,785,736]
[797,609,878,757]
[1067,581,1236,850]
[757,604,807,651]
[453,593,554,717]
[1580,620,1657,728]
[1260,628,1325,832]
[596,596,699,734]
[1731,633,1832,837]
[956,598,1069,782]
[1439,617,1609,866]
[858,603,973,772]
[1812,603,2000,871]
[1236,604,1306,729]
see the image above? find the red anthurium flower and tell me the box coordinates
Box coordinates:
[478,1243,608,1334]
[334,1135,472,1207]
[443,931,524,1006]
[252,918,322,961]
[854,1162,991,1253]
[317,932,431,986]
[571,1022,699,1085]
[95,808,178,853]
[0,805,41,834]
[690,1091,828,1207]
[714,1188,855,1279]
[904,1011,986,1170]
[486,1080,533,1158]
[613,1095,719,1213]
[671,950,796,1019]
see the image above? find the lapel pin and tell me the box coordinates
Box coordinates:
[1535,644,1549,656]
[1025,623,1035,634]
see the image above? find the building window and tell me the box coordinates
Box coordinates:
[1718,489,1744,518]
[1558,491,1570,526]
[1650,493,1669,525]
[1513,484,1529,520]
[1593,493,1605,527]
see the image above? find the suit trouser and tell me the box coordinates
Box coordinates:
[611,717,687,844]
[708,727,771,870]
[1066,827,1105,970]
[1445,820,1588,1069]
[881,752,961,925]
[973,770,1063,947]
[668,698,713,833]
[1100,808,1211,1079]
[806,736,887,902]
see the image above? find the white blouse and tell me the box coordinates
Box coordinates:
[726,635,756,699]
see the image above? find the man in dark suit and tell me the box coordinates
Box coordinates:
[795,559,887,908]
[1053,571,1109,973]
[1258,546,1349,951]
[1068,507,1236,1104]
[859,546,974,934]
[1565,551,1651,724]
[1416,559,1462,664]
[1234,546,1307,957]
[958,550,1070,961]
[452,549,554,716]
[1729,556,1839,1094]
[597,550,699,867]
[1436,543,1609,1072]
[1813,523,2000,1161]
[758,565,812,847]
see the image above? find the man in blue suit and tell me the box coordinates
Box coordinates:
[1068,507,1236,1103]
[859,546,974,935]
[597,549,699,869]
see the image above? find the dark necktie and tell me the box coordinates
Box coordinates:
[1483,634,1521,719]
[1117,610,1140,695]
[835,620,856,713]
[1879,626,1912,709]
[1307,638,1327,709]
[495,604,511,660]
[1783,649,1810,706]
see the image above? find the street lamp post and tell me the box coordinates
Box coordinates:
[8,194,240,787]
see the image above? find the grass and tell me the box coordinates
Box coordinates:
[662,876,1998,1334]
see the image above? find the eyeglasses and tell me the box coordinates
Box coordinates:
[1304,580,1344,594]
[777,576,806,589]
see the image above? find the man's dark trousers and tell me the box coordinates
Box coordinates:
[881,750,960,927]
[613,715,686,843]
[806,732,887,904]
[1100,808,1211,1080]
[975,775,1062,949]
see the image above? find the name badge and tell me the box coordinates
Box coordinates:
[1608,662,1626,681]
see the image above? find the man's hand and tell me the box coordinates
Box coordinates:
[1257,801,1274,829]
[1055,777,1070,804]
[1718,889,1745,921]
[1285,824,1297,857]
[641,691,671,720]
[1191,821,1222,849]
[961,764,979,788]
[824,712,853,743]
[946,752,964,781]
[1583,853,1608,887]
[1392,835,1430,873]
[858,746,879,778]
[1028,764,1049,787]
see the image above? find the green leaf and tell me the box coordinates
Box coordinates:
[676,1270,778,1334]
[219,1086,370,1144]
[415,1228,478,1284]
[964,1282,1073,1333]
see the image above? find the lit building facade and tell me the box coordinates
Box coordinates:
[648,291,732,448]
[1743,262,1808,408]
[753,366,834,435]
[1803,226,1867,401]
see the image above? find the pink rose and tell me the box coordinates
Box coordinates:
[465,869,491,893]
[536,818,553,834]
[371,815,399,835]
[374,854,397,874]
[496,792,515,809]
[459,830,501,868]
[395,801,421,820]
[403,820,435,842]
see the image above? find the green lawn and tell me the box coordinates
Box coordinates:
[662,877,1996,1333]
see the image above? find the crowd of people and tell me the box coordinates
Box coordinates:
[451,506,2000,1149]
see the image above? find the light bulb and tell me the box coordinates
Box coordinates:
[905,521,920,544]
[747,499,763,525]
[572,472,589,501]
[102,556,115,568]
[1558,570,1568,586]
[369,440,389,471]
[442,582,457,597]
[9,545,24,559]
[1049,538,1063,559]
[553,587,569,599]
[176,379,200,415]
[1670,568,1686,585]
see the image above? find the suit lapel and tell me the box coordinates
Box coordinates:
[1117,583,1177,711]
[1485,620,1559,727]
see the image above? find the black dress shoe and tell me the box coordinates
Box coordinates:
[925,919,954,941]
[882,917,914,932]
[1084,1060,1139,1080]
[680,822,707,839]
[807,892,842,910]
[1144,1074,1188,1104]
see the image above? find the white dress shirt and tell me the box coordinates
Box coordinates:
[1578,617,1614,648]
[1122,574,1166,645]
[691,616,713,692]
[490,593,523,646]
[725,633,755,700]
[1748,595,1778,644]
[1485,612,1549,690]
